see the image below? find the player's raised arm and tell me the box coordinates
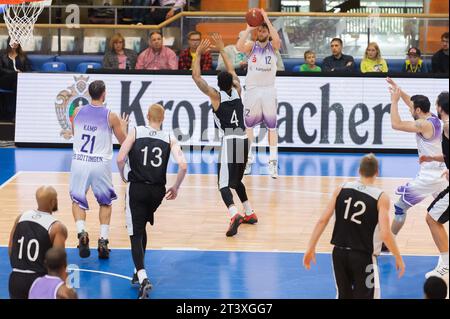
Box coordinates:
[192,39,220,109]
[117,128,136,183]
[260,9,281,50]
[389,86,431,134]
[109,112,130,144]
[303,187,341,270]
[236,26,255,54]
[378,193,405,278]
[166,138,187,200]
[386,78,413,112]
[211,33,242,95]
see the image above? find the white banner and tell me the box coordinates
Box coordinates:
[15,73,449,149]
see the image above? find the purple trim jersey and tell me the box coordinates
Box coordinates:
[245,41,278,89]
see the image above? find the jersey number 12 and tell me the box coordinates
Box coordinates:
[343,197,366,225]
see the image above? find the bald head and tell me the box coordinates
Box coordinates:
[147,104,165,125]
[36,186,58,213]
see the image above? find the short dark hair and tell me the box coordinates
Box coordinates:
[331,38,343,46]
[45,248,67,273]
[304,50,316,59]
[188,31,201,39]
[150,31,162,38]
[411,95,431,113]
[359,153,379,178]
[424,276,448,299]
[89,80,106,100]
[260,22,269,30]
[437,91,449,115]
[442,32,449,40]
[217,71,233,92]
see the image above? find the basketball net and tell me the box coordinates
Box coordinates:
[3,1,46,47]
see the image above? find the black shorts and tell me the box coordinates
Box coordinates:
[218,137,249,190]
[125,182,166,236]
[332,247,380,299]
[9,271,42,299]
[427,187,449,224]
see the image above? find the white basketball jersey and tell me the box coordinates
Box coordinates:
[245,41,278,89]
[417,115,445,170]
[73,104,113,161]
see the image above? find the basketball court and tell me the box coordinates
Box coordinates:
[0,148,445,299]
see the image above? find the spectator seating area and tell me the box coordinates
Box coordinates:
[26,54,434,73]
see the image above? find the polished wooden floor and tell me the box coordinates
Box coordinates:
[0,171,444,255]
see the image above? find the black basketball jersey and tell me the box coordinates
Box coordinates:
[331,181,383,255]
[213,88,246,137]
[126,126,171,186]
[10,210,57,275]
[443,131,449,169]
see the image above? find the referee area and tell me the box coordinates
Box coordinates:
[0,148,446,299]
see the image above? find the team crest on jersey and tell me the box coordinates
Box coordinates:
[55,76,91,140]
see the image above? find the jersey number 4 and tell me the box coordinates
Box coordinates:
[230,110,239,127]
[141,146,163,167]
[343,197,366,225]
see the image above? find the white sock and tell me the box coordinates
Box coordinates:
[137,269,148,284]
[243,201,253,216]
[441,253,449,267]
[76,220,86,234]
[228,205,239,218]
[269,146,278,162]
[100,224,109,240]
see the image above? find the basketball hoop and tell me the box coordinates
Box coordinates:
[1,0,50,47]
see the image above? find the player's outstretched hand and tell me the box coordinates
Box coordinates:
[120,112,130,132]
[303,249,316,270]
[196,39,211,55]
[389,86,401,103]
[166,186,179,200]
[395,256,405,278]
[386,77,399,89]
[419,155,433,164]
[211,33,225,52]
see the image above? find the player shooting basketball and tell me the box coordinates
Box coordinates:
[237,8,282,178]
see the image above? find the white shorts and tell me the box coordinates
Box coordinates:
[427,187,449,224]
[243,86,277,130]
[69,156,117,210]
[396,167,448,207]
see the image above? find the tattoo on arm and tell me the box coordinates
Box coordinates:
[194,77,212,96]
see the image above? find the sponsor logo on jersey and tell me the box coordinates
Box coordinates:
[55,76,91,140]
[252,55,257,63]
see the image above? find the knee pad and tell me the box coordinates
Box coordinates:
[394,201,410,223]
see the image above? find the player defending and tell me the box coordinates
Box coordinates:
[70,80,129,259]
[9,186,68,299]
[192,34,258,237]
[236,9,282,178]
[304,154,405,299]
[385,78,448,250]
[419,92,449,279]
[117,104,187,299]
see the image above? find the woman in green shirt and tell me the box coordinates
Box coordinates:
[360,42,389,73]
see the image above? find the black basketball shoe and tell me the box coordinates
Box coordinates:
[138,278,153,299]
[77,231,90,258]
[98,238,111,259]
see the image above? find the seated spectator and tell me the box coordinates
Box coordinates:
[424,276,448,299]
[360,42,388,73]
[299,50,321,72]
[432,32,449,74]
[0,37,31,121]
[216,31,250,72]
[403,47,428,73]
[179,31,212,71]
[146,0,186,25]
[28,248,78,299]
[136,31,178,70]
[103,33,138,69]
[322,38,355,72]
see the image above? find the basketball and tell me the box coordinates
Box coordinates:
[246,8,264,27]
